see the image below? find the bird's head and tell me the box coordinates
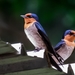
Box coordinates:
[64,30,75,42]
[20,13,38,24]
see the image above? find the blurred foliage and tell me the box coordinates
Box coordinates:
[0,0,75,49]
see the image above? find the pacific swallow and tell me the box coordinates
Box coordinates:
[20,13,63,71]
[54,30,75,63]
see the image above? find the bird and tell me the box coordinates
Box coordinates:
[54,30,75,63]
[20,13,63,71]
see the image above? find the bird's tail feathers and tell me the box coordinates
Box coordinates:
[48,51,63,66]
[56,52,64,65]
[44,51,63,72]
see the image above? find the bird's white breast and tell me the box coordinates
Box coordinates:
[57,44,74,61]
[24,23,46,49]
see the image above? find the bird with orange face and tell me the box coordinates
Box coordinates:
[20,13,63,71]
[54,30,75,63]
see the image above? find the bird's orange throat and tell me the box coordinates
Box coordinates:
[64,35,75,42]
[24,21,36,29]
[24,23,31,29]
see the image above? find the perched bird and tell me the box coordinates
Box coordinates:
[54,30,75,63]
[20,13,63,71]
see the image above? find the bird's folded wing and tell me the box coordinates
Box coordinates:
[35,22,63,71]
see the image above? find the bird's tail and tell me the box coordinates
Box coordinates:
[44,50,63,72]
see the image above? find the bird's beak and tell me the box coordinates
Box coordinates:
[20,15,25,18]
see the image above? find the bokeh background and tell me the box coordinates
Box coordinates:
[0,0,75,50]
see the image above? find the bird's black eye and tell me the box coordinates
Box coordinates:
[26,15,32,18]
[69,32,75,36]
[69,32,74,35]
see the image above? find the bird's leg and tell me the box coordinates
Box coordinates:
[34,47,42,51]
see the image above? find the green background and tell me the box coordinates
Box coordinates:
[0,0,75,50]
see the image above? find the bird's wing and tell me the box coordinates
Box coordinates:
[35,22,62,71]
[35,22,57,56]
[54,40,66,61]
[54,40,66,51]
